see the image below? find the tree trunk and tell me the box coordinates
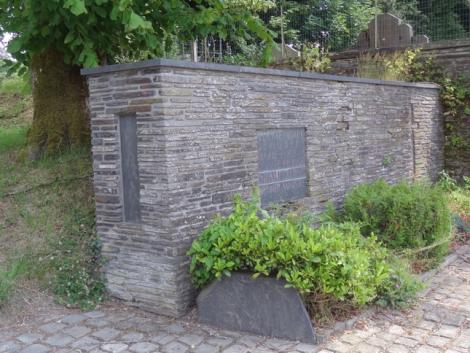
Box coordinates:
[29,49,90,156]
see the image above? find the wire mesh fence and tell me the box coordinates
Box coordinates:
[386,0,470,43]
[166,0,470,65]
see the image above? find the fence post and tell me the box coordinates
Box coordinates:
[281,2,285,58]
[375,0,379,49]
[191,39,198,62]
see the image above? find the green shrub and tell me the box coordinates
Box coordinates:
[357,49,418,81]
[464,176,470,190]
[437,171,470,215]
[343,179,451,263]
[376,257,423,309]
[292,45,331,73]
[188,193,416,307]
[437,171,459,191]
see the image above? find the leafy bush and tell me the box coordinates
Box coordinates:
[357,49,418,81]
[436,171,470,244]
[188,193,418,307]
[437,170,459,191]
[293,45,331,73]
[343,179,451,263]
[223,39,266,67]
[465,176,470,190]
[437,171,470,213]
[376,258,423,309]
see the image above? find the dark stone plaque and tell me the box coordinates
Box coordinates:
[197,272,316,344]
[257,128,307,205]
[119,114,141,223]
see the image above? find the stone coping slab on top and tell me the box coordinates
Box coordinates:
[80,58,439,89]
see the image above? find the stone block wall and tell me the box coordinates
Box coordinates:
[82,60,443,317]
[329,39,470,77]
[329,39,470,179]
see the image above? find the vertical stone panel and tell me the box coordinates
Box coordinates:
[119,114,141,223]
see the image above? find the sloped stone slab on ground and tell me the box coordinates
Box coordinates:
[197,272,316,344]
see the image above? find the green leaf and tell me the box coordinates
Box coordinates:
[17,66,28,77]
[146,35,158,50]
[64,0,87,16]
[110,5,119,20]
[79,46,99,67]
[7,38,23,54]
[128,12,148,31]
[94,6,107,18]
[64,32,75,44]
[41,26,51,37]
[310,256,321,263]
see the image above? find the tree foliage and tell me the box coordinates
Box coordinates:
[262,0,378,51]
[380,0,470,41]
[0,0,274,69]
[247,0,470,53]
[0,0,274,154]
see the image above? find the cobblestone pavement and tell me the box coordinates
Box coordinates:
[0,246,469,353]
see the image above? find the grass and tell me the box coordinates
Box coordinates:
[0,126,28,152]
[435,172,470,248]
[0,76,31,95]
[0,257,32,302]
[356,50,417,81]
[448,187,470,216]
[0,144,103,309]
[0,76,32,128]
[0,78,104,310]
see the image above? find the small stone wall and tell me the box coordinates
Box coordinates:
[82,59,443,317]
[329,39,470,77]
[329,39,470,179]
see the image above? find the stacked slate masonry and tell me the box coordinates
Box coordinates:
[82,60,444,317]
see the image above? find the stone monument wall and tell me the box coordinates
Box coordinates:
[82,60,443,317]
[329,39,470,78]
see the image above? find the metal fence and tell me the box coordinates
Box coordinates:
[166,0,470,64]
[388,0,470,43]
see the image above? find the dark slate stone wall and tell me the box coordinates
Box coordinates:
[329,39,470,78]
[83,60,443,317]
[329,40,470,180]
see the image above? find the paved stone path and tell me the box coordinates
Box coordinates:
[1,246,469,353]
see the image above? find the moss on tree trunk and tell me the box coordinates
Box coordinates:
[29,49,90,156]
